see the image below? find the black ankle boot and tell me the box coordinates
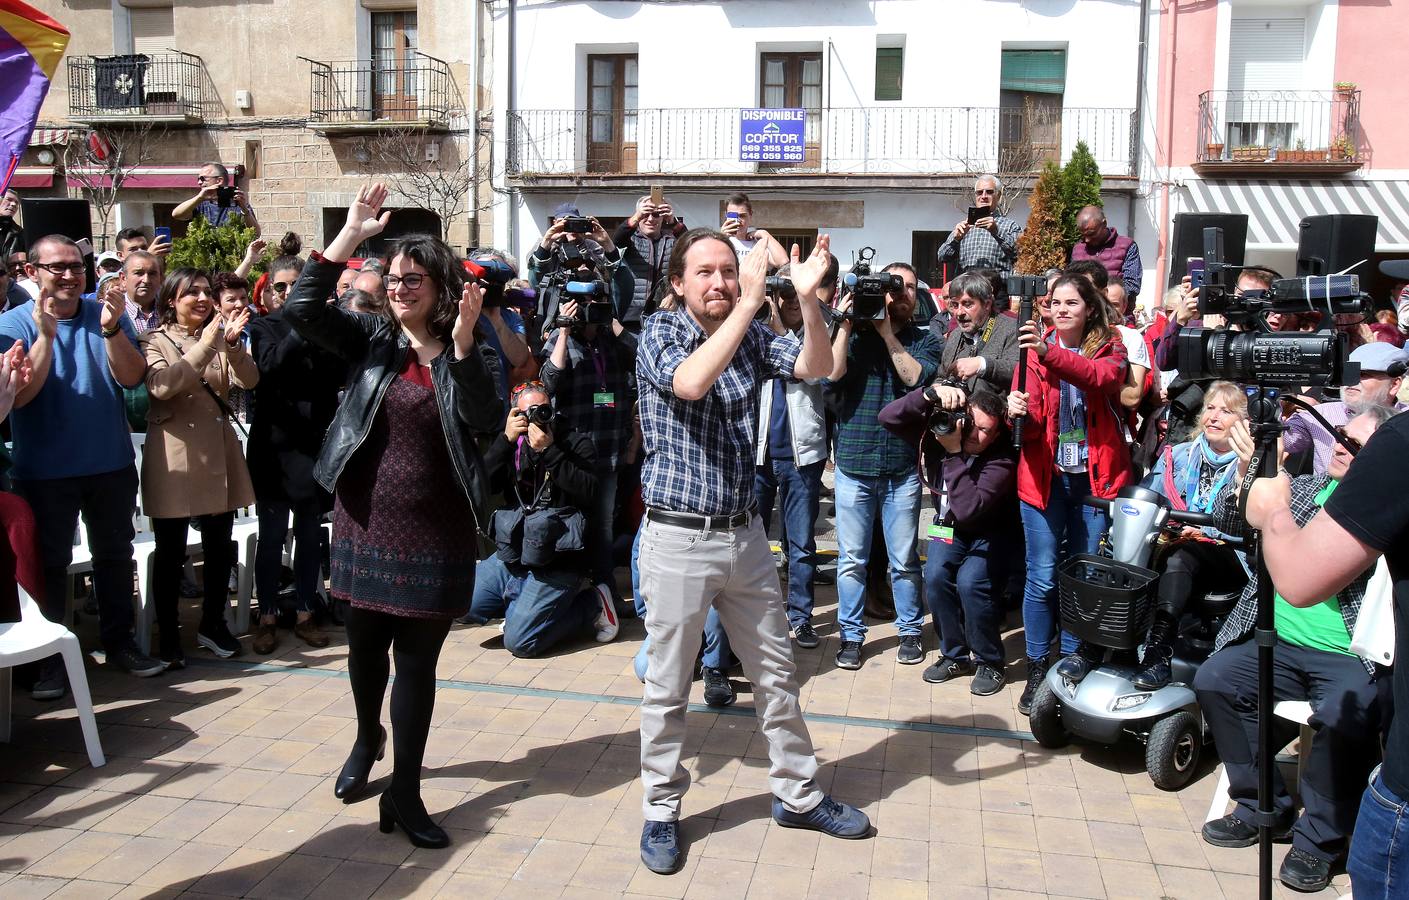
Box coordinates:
[1054,641,1101,683]
[379,788,449,848]
[1133,614,1176,690]
[334,725,387,801]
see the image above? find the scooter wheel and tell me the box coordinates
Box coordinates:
[1027,680,1068,748]
[1145,710,1202,791]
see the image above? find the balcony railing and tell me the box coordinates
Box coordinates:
[1196,89,1362,169]
[306,52,456,130]
[67,52,212,123]
[508,106,1136,178]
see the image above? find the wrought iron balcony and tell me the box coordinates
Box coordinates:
[1195,89,1363,173]
[306,53,456,132]
[67,51,212,124]
[507,106,1136,180]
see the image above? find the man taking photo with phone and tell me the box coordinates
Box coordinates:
[937,175,1023,276]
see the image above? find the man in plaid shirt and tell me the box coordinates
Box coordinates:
[936,175,1024,277]
[828,262,941,671]
[634,229,871,875]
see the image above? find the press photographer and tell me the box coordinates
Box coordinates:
[933,271,1019,404]
[463,381,619,658]
[827,260,941,670]
[541,288,636,599]
[754,258,838,650]
[615,192,688,329]
[880,386,1017,695]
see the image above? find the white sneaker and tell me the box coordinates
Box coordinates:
[592,583,619,643]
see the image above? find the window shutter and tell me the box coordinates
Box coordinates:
[1228,18,1305,92]
[130,6,174,56]
[1000,49,1066,95]
[875,47,903,102]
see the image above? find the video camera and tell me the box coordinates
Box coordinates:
[539,241,613,329]
[839,246,901,321]
[1175,226,1370,389]
[465,255,517,308]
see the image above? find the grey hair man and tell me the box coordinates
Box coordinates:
[936,175,1023,276]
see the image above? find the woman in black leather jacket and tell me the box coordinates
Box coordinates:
[283,183,504,850]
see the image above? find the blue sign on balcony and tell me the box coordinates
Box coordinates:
[739,108,806,163]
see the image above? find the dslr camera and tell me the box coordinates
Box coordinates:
[517,403,553,427]
[839,247,901,321]
[757,274,796,321]
[922,380,968,437]
[1175,226,1369,390]
[215,185,236,208]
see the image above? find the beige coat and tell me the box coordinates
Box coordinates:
[139,324,260,520]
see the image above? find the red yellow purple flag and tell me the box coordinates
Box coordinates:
[0,0,69,194]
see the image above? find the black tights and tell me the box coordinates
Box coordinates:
[1157,540,1246,621]
[344,604,451,800]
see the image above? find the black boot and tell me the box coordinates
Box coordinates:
[1133,613,1177,690]
[1019,657,1050,716]
[1054,641,1102,683]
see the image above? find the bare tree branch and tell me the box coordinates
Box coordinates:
[355,127,493,243]
[62,123,166,251]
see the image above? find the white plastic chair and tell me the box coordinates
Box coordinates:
[0,586,105,768]
[1205,700,1314,823]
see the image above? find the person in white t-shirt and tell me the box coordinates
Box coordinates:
[721,192,788,269]
[1105,281,1151,410]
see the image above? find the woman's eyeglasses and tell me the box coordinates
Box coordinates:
[383,273,427,291]
[1334,426,1363,455]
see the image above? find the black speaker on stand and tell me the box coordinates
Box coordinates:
[20,198,96,293]
[1296,214,1378,277]
[1169,213,1248,287]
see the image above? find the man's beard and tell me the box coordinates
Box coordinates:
[698,297,733,322]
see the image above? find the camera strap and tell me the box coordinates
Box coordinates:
[511,435,554,512]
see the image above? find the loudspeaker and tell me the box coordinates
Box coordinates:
[20,198,95,292]
[1296,214,1378,277]
[1169,213,1248,287]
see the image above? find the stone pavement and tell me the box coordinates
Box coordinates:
[0,577,1355,900]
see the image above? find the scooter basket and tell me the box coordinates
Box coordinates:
[1057,554,1158,650]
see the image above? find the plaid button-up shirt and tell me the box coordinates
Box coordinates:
[638,308,802,516]
[539,328,635,470]
[936,215,1022,275]
[124,297,161,333]
[831,324,941,478]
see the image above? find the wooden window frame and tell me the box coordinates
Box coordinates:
[759,52,822,169]
[586,53,638,174]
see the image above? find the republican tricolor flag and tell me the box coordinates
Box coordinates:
[0,0,69,195]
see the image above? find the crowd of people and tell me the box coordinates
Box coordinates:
[2,169,1409,892]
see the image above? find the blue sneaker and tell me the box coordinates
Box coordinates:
[640,820,681,874]
[772,795,871,838]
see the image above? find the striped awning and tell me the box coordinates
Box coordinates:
[27,128,71,146]
[1180,178,1409,249]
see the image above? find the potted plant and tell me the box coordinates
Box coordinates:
[1205,141,1225,160]
[1233,145,1268,161]
[1284,140,1307,162]
[1335,81,1357,100]
[1330,135,1356,160]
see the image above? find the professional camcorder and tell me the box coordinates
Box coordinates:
[465,255,517,308]
[1174,226,1370,389]
[538,242,614,329]
[839,246,900,321]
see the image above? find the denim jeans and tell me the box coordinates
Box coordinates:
[756,458,823,629]
[467,555,596,659]
[833,468,924,643]
[1349,765,1409,899]
[922,523,1006,668]
[1017,471,1107,661]
[255,497,325,617]
[15,465,139,652]
[630,519,730,681]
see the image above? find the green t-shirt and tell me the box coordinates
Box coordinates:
[1274,480,1353,656]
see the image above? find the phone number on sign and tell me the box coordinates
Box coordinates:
[741,149,804,162]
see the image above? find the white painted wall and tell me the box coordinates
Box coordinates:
[490,0,1149,267]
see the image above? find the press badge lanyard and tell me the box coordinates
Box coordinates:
[589,341,615,409]
[966,316,997,356]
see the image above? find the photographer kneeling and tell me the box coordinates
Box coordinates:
[1195,408,1392,892]
[880,384,1018,695]
[465,382,620,657]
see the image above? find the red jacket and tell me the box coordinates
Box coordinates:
[1011,330,1133,509]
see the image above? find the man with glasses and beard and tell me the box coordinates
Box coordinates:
[936,175,1023,277]
[0,235,164,696]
